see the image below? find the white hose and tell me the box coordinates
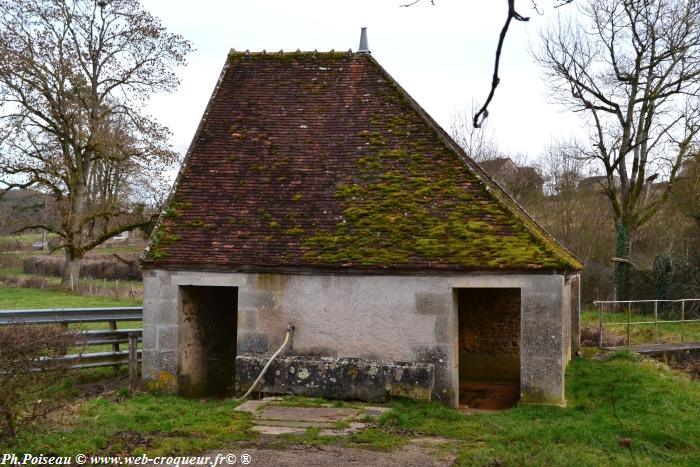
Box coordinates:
[237,323,294,400]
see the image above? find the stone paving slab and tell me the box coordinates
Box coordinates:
[256,406,360,423]
[365,406,390,417]
[319,422,369,436]
[235,400,267,415]
[253,419,336,429]
[251,425,307,436]
[235,399,389,437]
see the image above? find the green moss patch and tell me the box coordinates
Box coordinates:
[303,131,573,269]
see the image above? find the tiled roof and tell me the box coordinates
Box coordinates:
[143,51,582,272]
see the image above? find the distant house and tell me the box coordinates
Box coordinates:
[141,46,583,407]
[478,157,544,200]
[104,229,141,246]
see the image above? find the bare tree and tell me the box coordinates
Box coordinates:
[401,0,575,127]
[535,0,700,299]
[450,101,500,162]
[534,142,612,260]
[672,151,700,230]
[0,0,191,287]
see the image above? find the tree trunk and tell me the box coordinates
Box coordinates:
[61,250,82,291]
[614,220,632,301]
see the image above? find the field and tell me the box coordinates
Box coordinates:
[0,285,141,309]
[0,233,144,302]
[582,308,700,346]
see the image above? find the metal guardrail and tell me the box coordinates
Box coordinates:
[593,299,700,348]
[0,307,144,371]
[0,306,143,325]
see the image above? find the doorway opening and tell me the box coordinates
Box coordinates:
[178,285,238,397]
[456,288,520,410]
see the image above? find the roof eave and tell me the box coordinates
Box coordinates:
[142,261,580,276]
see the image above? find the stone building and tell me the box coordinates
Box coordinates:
[141,48,583,407]
[478,157,544,202]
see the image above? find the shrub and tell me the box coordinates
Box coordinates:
[21,256,62,277]
[0,252,25,269]
[22,254,142,281]
[0,325,78,440]
[581,262,614,304]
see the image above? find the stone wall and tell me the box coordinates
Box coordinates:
[458,288,520,355]
[520,274,566,405]
[142,269,572,406]
[569,274,581,356]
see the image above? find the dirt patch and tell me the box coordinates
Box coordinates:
[668,360,700,380]
[105,430,155,453]
[148,443,456,466]
[459,381,519,410]
[75,375,129,399]
[581,326,627,347]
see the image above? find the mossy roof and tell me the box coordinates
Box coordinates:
[143,50,582,273]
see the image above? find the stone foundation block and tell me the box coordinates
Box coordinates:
[235,356,434,402]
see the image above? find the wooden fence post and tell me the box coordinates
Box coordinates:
[109,320,120,370]
[128,332,139,394]
[598,303,604,348]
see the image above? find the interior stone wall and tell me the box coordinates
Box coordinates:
[457,288,520,383]
[177,286,238,397]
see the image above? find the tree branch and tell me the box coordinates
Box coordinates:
[473,0,530,128]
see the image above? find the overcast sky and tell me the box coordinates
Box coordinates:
[144,0,584,162]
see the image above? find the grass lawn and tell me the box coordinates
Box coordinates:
[5,351,699,465]
[0,233,54,243]
[0,286,141,309]
[381,351,700,466]
[6,394,252,456]
[5,373,253,456]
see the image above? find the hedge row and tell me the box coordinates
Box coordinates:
[22,255,142,281]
